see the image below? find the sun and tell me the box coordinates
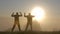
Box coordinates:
[31,7,45,22]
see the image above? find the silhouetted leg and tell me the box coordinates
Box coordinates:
[17,23,21,31]
[25,23,29,31]
[11,23,16,32]
[30,23,32,31]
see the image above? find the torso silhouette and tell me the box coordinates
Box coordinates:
[12,14,20,23]
[27,15,33,23]
[24,14,34,23]
[14,15,19,22]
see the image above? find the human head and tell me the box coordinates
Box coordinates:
[29,13,31,15]
[16,12,18,15]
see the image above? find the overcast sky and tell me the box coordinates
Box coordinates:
[0,0,60,31]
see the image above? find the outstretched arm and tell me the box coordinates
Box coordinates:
[24,13,27,17]
[11,12,15,17]
[19,12,22,16]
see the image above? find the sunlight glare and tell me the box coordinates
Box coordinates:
[31,7,45,22]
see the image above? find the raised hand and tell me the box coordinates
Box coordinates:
[20,12,22,14]
[24,13,27,17]
[12,12,14,15]
[19,12,22,16]
[11,12,14,17]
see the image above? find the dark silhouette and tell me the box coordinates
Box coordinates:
[24,13,34,31]
[11,12,22,32]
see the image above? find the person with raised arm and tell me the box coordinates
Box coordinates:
[11,12,22,32]
[24,13,34,31]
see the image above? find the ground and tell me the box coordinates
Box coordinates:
[0,31,60,34]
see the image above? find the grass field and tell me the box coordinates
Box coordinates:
[0,31,60,34]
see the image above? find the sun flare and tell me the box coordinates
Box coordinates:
[31,7,45,22]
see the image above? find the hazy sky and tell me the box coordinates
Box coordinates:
[0,0,60,31]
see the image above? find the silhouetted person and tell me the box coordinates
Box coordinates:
[24,13,34,31]
[11,12,22,32]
